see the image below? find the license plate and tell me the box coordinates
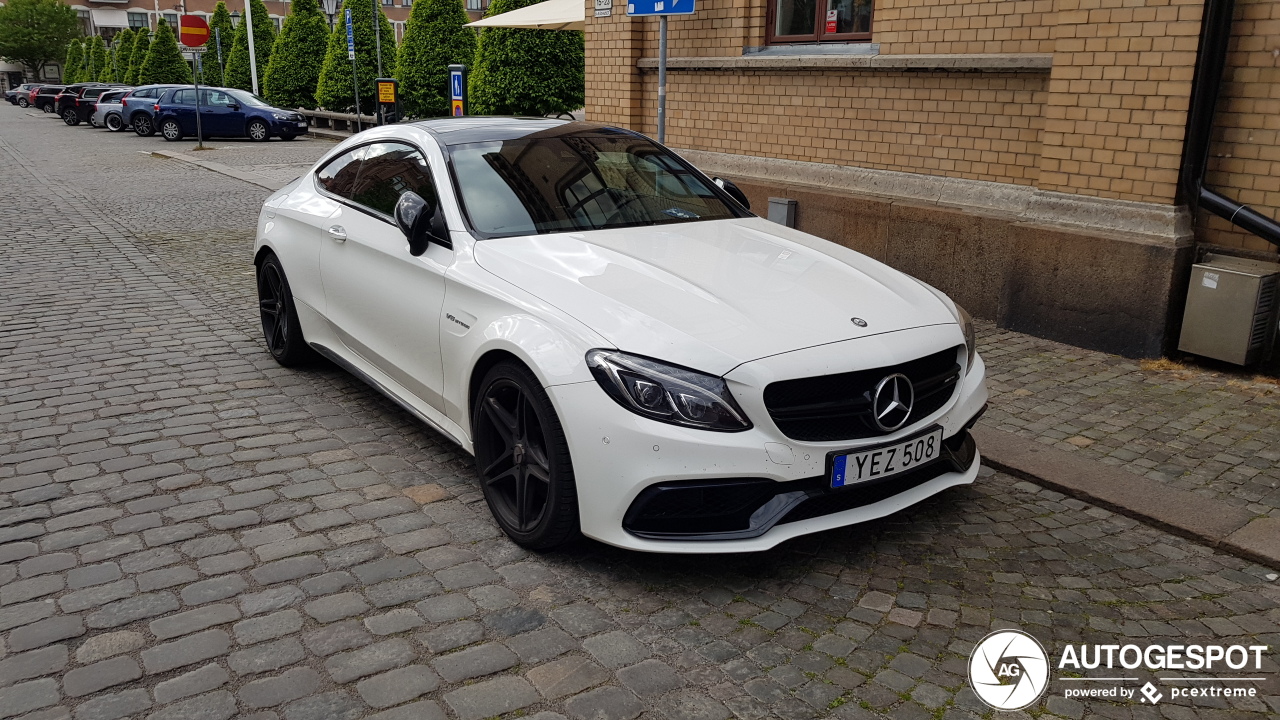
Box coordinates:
[296,121,307,127]
[830,427,944,488]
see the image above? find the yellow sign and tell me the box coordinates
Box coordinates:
[451,99,464,116]
[377,82,395,103]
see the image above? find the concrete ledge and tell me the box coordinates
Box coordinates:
[637,53,1053,72]
[975,425,1279,570]
[148,149,284,191]
[677,148,1193,244]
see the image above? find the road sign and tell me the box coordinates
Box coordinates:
[345,10,355,60]
[626,0,693,15]
[181,46,209,53]
[179,15,210,47]
[448,64,466,117]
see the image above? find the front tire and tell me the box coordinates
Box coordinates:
[246,119,269,141]
[160,118,183,141]
[256,254,315,367]
[61,108,78,126]
[105,113,124,132]
[473,361,580,550]
[133,114,155,136]
[40,102,51,113]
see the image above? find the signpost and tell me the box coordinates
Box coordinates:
[346,9,361,132]
[375,78,398,125]
[448,64,466,117]
[180,15,211,151]
[244,0,260,95]
[626,0,694,144]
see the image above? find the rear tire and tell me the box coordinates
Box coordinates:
[160,118,183,141]
[256,254,316,367]
[61,108,79,126]
[40,102,51,113]
[105,113,124,132]
[17,97,28,108]
[133,114,155,136]
[247,119,269,141]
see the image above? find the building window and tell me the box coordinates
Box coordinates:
[273,16,282,30]
[127,11,148,28]
[402,0,412,6]
[768,0,872,43]
[382,0,392,6]
[162,12,179,26]
[465,0,482,10]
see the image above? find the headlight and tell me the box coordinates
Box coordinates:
[586,350,751,432]
[271,112,290,120]
[957,304,977,371]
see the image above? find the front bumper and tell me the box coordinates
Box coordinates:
[546,330,988,553]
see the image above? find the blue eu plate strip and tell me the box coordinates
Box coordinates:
[831,454,847,488]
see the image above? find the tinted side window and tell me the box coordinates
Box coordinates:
[316,148,364,200]
[172,89,195,105]
[348,142,437,217]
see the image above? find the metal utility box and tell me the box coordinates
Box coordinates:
[1178,253,1280,365]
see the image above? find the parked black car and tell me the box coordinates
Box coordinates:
[54,84,109,125]
[60,84,128,126]
[31,85,65,113]
[121,84,187,137]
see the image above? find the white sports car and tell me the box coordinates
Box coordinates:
[254,118,988,553]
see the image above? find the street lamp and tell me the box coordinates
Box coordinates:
[230,10,240,25]
[321,0,338,28]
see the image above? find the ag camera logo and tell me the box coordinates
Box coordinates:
[969,630,1050,710]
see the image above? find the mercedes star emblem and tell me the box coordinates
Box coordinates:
[872,373,914,432]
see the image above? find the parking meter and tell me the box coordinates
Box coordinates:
[375,78,399,125]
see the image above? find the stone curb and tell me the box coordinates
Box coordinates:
[975,425,1280,571]
[147,149,285,191]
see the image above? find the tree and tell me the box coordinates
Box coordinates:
[139,19,192,84]
[263,0,328,108]
[0,0,81,80]
[200,2,233,85]
[314,0,395,112]
[124,27,150,84]
[63,37,83,82]
[395,0,474,118]
[224,0,275,92]
[468,0,583,117]
[86,35,108,82]
[111,28,135,84]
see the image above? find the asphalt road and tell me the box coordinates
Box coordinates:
[1,109,1277,720]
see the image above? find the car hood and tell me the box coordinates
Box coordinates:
[471,217,957,376]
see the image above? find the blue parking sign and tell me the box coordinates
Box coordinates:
[626,0,693,15]
[451,72,463,101]
[345,9,355,59]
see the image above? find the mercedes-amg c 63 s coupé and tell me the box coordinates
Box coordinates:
[253,117,988,553]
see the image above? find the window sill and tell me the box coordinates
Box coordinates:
[636,53,1053,72]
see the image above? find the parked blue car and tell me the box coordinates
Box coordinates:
[154,86,308,142]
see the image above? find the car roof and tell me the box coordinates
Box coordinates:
[409,118,629,146]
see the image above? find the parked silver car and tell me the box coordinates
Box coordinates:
[90,89,130,131]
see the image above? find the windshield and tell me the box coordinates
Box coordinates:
[448,132,743,238]
[227,89,271,107]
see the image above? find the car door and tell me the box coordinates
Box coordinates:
[199,89,237,137]
[316,141,452,411]
[166,88,198,134]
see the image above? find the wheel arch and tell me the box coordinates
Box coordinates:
[467,348,529,434]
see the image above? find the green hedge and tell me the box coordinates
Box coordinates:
[62,38,82,82]
[123,28,149,84]
[108,28,134,82]
[395,0,474,118]
[314,0,396,112]
[199,2,233,85]
[263,0,328,108]
[139,19,193,85]
[86,35,108,82]
[224,0,275,91]
[468,0,583,117]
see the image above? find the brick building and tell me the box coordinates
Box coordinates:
[584,0,1279,357]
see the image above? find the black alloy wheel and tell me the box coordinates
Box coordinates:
[474,362,580,550]
[133,115,155,136]
[160,119,183,141]
[105,113,123,132]
[256,254,313,367]
[61,108,78,126]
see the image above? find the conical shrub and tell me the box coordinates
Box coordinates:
[263,0,328,108]
[63,38,83,83]
[112,28,135,83]
[468,0,583,116]
[124,28,150,84]
[314,0,396,112]
[86,35,108,82]
[139,19,193,84]
[395,0,474,118]
[224,0,275,91]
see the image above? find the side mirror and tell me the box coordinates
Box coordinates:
[228,103,240,111]
[713,177,750,210]
[395,191,451,256]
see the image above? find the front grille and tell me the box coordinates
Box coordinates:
[762,346,962,442]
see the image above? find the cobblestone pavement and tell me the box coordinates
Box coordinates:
[1,112,1279,720]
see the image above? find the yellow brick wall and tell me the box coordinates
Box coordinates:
[1198,0,1280,252]
[874,0,1056,54]
[636,69,1048,185]
[1034,0,1205,204]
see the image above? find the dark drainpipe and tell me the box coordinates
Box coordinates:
[1180,0,1280,246]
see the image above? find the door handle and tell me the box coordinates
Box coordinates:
[326,225,347,242]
